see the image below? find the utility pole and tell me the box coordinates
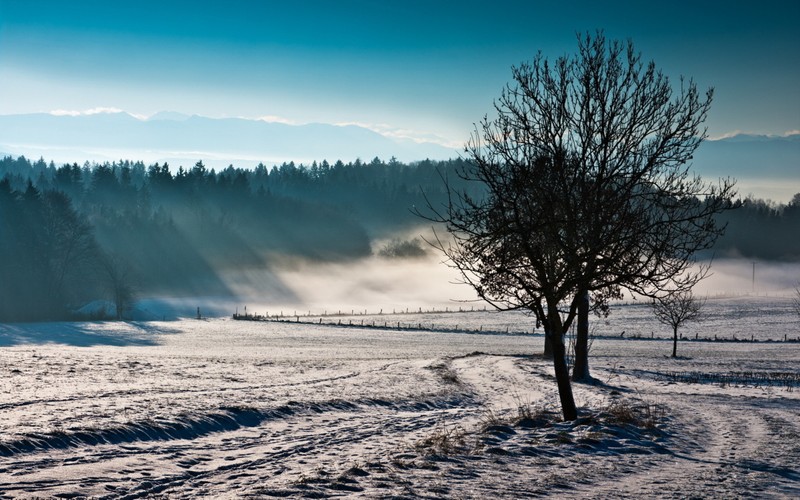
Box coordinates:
[752,261,755,293]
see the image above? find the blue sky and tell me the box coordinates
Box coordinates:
[1,0,798,147]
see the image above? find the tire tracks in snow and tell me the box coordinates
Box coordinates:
[0,390,481,498]
[571,386,800,498]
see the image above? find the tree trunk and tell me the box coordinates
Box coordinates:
[572,289,591,381]
[548,303,578,421]
[543,324,553,358]
[672,325,678,358]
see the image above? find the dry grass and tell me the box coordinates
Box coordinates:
[414,421,470,456]
[413,393,668,461]
[512,393,555,427]
[605,398,666,430]
[658,370,800,390]
[426,361,462,386]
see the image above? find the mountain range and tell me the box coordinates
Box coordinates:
[0,112,797,201]
[0,111,457,166]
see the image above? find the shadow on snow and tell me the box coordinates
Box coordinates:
[0,321,179,347]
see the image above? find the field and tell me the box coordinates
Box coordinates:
[0,295,799,498]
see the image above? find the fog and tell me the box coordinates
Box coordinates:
[694,258,800,296]
[158,255,799,321]
[266,255,476,313]
[164,230,481,319]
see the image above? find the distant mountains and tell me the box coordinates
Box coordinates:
[693,133,799,179]
[0,111,457,166]
[692,133,799,202]
[0,111,797,200]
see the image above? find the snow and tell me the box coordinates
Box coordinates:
[0,295,798,498]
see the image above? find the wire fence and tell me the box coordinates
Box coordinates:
[230,310,800,343]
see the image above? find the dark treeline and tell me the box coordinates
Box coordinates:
[0,155,472,321]
[1,154,798,321]
[712,195,800,261]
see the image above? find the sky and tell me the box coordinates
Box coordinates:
[0,0,799,148]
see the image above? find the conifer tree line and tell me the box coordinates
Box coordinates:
[0,154,798,322]
[0,155,471,321]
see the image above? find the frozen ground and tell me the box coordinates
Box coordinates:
[0,296,798,498]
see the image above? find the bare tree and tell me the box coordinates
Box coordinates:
[652,291,704,357]
[99,253,137,320]
[794,283,800,318]
[423,33,735,420]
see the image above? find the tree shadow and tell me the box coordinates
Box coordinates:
[573,375,637,394]
[0,321,180,347]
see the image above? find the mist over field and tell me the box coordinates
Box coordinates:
[182,255,800,321]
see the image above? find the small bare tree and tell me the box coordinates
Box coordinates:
[99,253,137,320]
[652,291,704,358]
[794,283,800,318]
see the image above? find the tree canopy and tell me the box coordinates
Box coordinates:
[426,33,736,420]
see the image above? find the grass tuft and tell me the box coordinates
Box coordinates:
[426,361,462,386]
[414,421,469,456]
[605,399,666,430]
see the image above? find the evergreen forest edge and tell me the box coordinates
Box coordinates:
[1,154,798,322]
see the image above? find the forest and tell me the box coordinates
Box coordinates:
[0,154,798,322]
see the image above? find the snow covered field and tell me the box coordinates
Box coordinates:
[1,296,799,498]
